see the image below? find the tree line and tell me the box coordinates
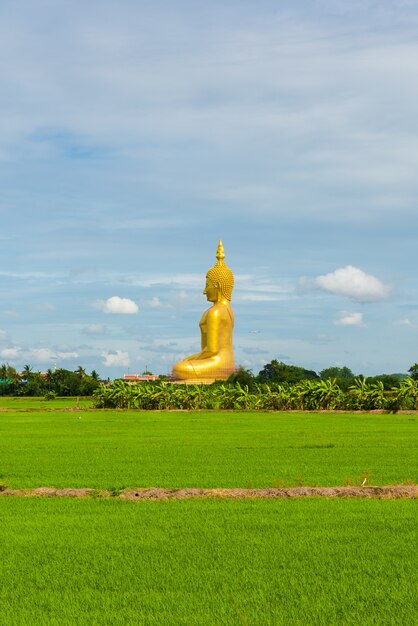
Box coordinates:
[229,360,418,391]
[0,364,101,397]
[92,376,418,411]
[90,360,418,411]
[0,359,417,402]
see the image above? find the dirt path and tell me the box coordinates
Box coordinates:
[1,485,417,499]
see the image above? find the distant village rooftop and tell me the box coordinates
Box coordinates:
[123,374,160,382]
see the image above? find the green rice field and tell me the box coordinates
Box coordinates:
[1,406,416,624]
[0,396,91,410]
[1,498,417,626]
[0,409,416,489]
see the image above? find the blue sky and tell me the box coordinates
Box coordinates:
[1,0,417,378]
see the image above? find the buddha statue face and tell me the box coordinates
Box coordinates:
[203,277,219,302]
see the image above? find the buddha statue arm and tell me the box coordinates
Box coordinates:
[183,306,224,361]
[198,308,221,357]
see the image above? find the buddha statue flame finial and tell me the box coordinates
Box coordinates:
[207,240,234,301]
[216,240,225,262]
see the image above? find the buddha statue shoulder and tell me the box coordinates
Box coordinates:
[172,241,235,383]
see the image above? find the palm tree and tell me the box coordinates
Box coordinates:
[75,366,86,380]
[22,364,33,382]
[0,364,7,380]
[6,365,21,385]
[407,364,418,381]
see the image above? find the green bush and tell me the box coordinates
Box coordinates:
[91,377,418,411]
[44,391,57,401]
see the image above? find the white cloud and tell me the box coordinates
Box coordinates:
[26,348,56,362]
[394,318,413,327]
[236,294,287,302]
[57,351,79,359]
[0,329,6,341]
[0,347,21,359]
[235,275,295,302]
[334,311,364,326]
[98,296,139,314]
[83,323,108,335]
[0,346,78,364]
[26,348,79,363]
[0,270,62,280]
[102,350,130,367]
[148,297,162,308]
[126,274,202,289]
[315,266,391,303]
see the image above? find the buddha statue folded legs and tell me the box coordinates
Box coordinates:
[172,241,235,383]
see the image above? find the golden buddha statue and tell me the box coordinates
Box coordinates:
[172,241,235,383]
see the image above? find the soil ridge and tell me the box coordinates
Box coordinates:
[1,485,417,499]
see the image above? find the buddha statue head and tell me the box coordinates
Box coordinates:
[205,240,234,302]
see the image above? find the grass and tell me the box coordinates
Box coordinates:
[0,498,416,626]
[0,410,416,489]
[0,396,91,410]
[1,407,416,625]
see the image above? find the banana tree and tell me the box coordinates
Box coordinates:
[367,380,385,409]
[397,377,418,410]
[348,378,385,410]
[313,379,343,410]
[348,378,370,410]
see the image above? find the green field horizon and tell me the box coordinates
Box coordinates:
[1,406,417,625]
[1,409,416,490]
